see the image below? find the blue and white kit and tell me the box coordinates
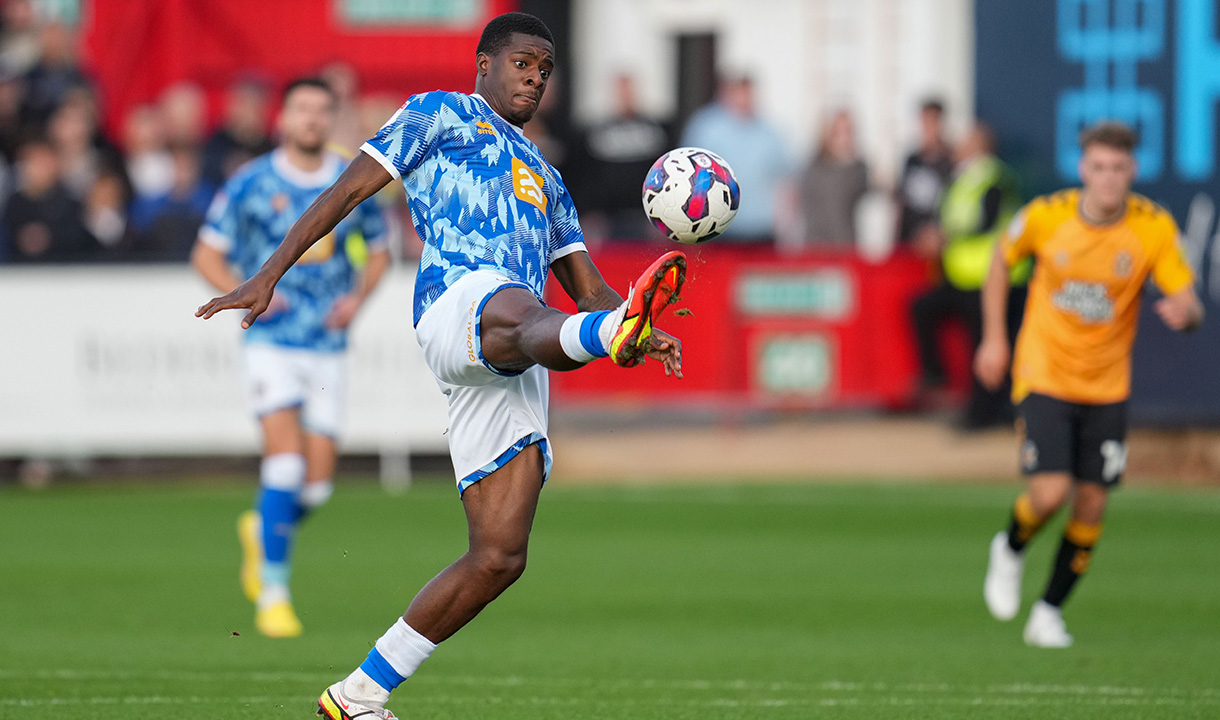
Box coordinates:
[361,91,588,492]
[201,149,388,436]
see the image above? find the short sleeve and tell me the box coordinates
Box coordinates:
[360,92,446,180]
[199,181,243,258]
[548,181,587,262]
[1150,219,1195,296]
[1000,202,1038,267]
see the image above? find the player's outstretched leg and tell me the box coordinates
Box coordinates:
[479,251,686,374]
[317,446,545,720]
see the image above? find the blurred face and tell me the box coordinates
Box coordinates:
[476,32,554,126]
[722,79,753,117]
[919,107,943,144]
[278,86,335,153]
[1079,143,1135,212]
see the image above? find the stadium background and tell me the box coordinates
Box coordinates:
[3,2,1219,719]
[2,0,1218,483]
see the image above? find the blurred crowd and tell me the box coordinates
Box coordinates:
[0,1,417,265]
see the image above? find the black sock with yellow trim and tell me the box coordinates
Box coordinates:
[1042,519,1103,607]
[1005,493,1046,553]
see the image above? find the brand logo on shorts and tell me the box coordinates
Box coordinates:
[466,301,478,364]
[1021,439,1039,472]
[512,157,547,214]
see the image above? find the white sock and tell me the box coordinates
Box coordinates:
[558,300,628,363]
[299,480,333,509]
[257,583,290,610]
[374,618,437,679]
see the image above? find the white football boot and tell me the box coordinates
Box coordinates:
[984,531,1024,621]
[1024,600,1074,648]
[317,680,398,720]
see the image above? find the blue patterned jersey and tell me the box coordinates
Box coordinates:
[201,149,387,352]
[360,91,586,326]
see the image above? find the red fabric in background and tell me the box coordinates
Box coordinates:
[80,0,516,140]
[547,244,972,411]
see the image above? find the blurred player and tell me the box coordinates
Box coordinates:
[191,78,390,638]
[975,122,1203,647]
[196,12,686,719]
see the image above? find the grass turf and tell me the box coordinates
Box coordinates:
[1,478,1218,719]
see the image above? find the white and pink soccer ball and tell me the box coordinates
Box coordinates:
[641,147,741,244]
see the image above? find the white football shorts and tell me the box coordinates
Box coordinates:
[242,343,348,438]
[414,269,553,495]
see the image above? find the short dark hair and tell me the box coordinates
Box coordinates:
[920,98,945,114]
[281,77,336,108]
[1079,121,1137,153]
[476,12,554,57]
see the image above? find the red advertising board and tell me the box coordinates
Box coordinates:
[547,244,969,411]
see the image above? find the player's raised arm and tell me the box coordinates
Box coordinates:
[196,152,393,328]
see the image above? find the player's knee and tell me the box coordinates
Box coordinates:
[470,544,528,589]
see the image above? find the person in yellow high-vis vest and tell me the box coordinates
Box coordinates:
[910,122,1028,429]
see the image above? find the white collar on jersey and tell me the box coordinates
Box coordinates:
[470,93,526,135]
[271,148,342,188]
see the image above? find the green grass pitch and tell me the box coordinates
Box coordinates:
[2,478,1218,719]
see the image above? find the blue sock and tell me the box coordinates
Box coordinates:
[359,649,407,692]
[257,453,306,590]
[559,310,613,362]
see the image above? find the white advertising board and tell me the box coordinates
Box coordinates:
[0,266,450,463]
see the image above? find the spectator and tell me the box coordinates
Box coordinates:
[0,0,40,77]
[128,144,213,261]
[123,103,174,199]
[571,73,670,242]
[158,81,207,149]
[680,73,792,244]
[202,75,274,187]
[910,122,1027,430]
[47,92,126,202]
[0,63,25,161]
[896,98,953,245]
[797,109,869,245]
[21,22,87,127]
[319,61,364,153]
[2,136,92,262]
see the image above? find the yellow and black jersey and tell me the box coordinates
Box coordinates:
[1001,189,1194,405]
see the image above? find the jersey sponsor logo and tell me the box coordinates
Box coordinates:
[1052,280,1114,323]
[475,120,497,137]
[1114,250,1134,278]
[511,157,547,214]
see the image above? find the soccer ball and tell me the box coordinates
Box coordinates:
[642,147,740,244]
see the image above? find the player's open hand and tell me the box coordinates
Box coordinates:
[973,336,1010,391]
[196,275,277,329]
[647,328,683,379]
